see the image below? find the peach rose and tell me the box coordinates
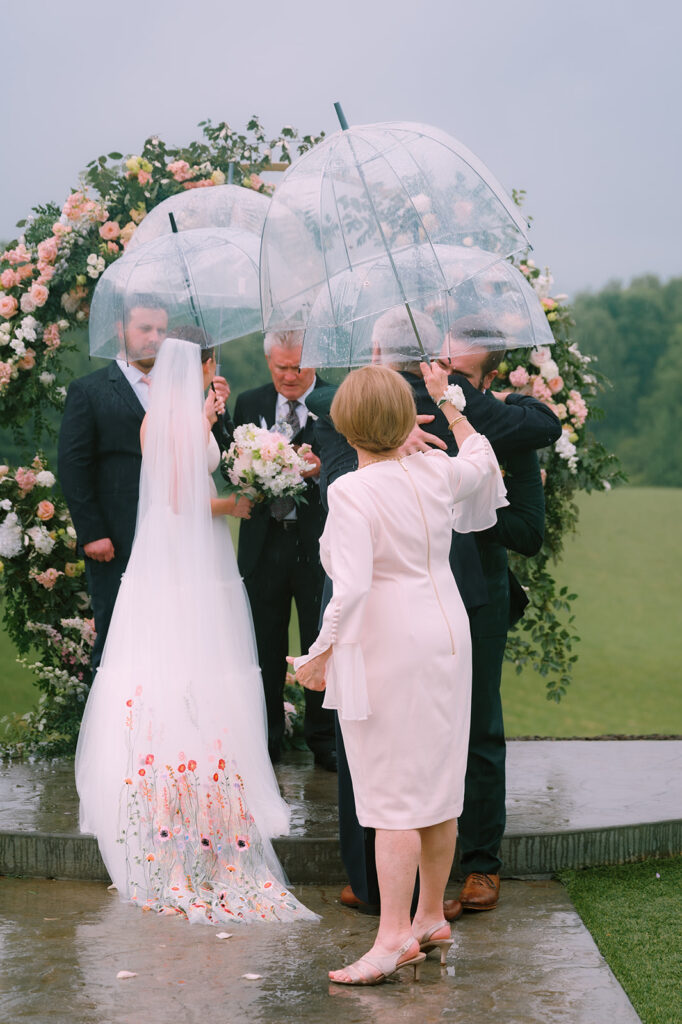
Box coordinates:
[547,376,564,395]
[37,263,56,282]
[0,295,18,318]
[137,170,151,186]
[17,263,35,281]
[106,241,119,254]
[168,160,193,182]
[43,324,61,349]
[29,283,49,307]
[0,268,19,289]
[52,222,72,237]
[183,179,213,189]
[99,220,121,241]
[37,237,59,263]
[17,348,36,370]
[0,465,8,479]
[64,561,81,577]
[36,500,55,521]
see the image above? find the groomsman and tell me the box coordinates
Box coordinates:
[232,331,337,770]
[58,297,168,676]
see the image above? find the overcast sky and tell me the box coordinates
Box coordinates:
[3,0,680,296]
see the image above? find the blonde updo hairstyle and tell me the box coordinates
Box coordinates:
[331,364,416,454]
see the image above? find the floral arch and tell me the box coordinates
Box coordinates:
[0,119,622,757]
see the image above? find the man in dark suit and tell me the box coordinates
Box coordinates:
[232,331,337,770]
[58,299,168,676]
[58,305,230,678]
[306,310,560,913]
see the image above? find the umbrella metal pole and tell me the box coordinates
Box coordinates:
[332,102,427,361]
[167,212,208,335]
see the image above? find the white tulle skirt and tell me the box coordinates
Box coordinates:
[76,506,316,926]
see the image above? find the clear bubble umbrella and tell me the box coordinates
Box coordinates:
[125,184,270,252]
[260,118,531,352]
[89,227,262,360]
[301,245,555,368]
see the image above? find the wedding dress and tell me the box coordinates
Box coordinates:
[76,337,316,925]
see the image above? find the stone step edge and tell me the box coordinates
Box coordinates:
[1,820,680,884]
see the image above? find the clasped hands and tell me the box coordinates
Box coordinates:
[286,650,329,692]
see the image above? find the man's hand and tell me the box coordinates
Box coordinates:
[491,390,511,402]
[299,447,321,479]
[212,376,230,407]
[399,414,448,455]
[286,653,327,691]
[83,537,115,562]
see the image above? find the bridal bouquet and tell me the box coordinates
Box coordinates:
[220,423,311,519]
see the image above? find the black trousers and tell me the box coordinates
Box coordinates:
[84,554,128,679]
[244,520,335,759]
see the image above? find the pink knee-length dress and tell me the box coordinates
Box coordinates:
[294,435,507,830]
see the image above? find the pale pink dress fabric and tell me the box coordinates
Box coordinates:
[294,434,507,830]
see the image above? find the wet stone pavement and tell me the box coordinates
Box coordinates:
[0,877,640,1024]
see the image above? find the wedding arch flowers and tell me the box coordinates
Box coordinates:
[0,124,621,757]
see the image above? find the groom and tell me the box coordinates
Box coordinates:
[232,330,337,769]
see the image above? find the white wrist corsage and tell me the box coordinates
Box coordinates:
[437,384,467,412]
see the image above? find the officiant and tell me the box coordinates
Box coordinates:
[232,330,337,770]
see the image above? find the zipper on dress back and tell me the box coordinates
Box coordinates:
[399,460,456,656]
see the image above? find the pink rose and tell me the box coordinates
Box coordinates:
[0,362,12,387]
[1,268,20,289]
[531,375,552,402]
[29,283,49,307]
[509,366,529,388]
[168,160,193,182]
[37,262,56,282]
[34,567,62,590]
[99,221,121,241]
[183,179,213,189]
[15,467,37,493]
[106,241,119,254]
[137,170,151,186]
[0,295,18,318]
[6,243,31,265]
[52,222,72,237]
[529,347,551,368]
[37,237,59,263]
[541,297,557,311]
[547,376,564,395]
[17,348,36,370]
[36,500,55,521]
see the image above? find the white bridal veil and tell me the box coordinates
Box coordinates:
[76,338,311,923]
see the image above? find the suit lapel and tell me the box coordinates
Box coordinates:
[108,361,145,422]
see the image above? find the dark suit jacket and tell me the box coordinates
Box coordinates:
[232,379,328,578]
[57,362,144,561]
[309,374,558,614]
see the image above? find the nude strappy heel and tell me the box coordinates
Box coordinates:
[328,937,426,986]
[415,920,453,966]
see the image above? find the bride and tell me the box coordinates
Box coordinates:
[75,334,317,926]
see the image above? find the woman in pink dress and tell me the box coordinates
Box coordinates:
[291,362,507,985]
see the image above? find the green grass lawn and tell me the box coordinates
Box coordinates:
[503,486,682,736]
[2,487,680,736]
[561,857,682,1024]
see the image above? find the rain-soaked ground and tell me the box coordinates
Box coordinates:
[0,877,640,1024]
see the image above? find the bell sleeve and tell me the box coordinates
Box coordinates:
[293,480,373,721]
[437,433,508,534]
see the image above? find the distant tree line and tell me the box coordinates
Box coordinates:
[572,274,682,487]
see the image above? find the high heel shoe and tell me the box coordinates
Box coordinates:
[415,920,453,966]
[328,937,426,986]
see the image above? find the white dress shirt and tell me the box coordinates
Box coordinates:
[116,360,153,411]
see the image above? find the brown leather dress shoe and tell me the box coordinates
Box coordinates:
[459,872,500,910]
[443,899,463,922]
[340,884,362,908]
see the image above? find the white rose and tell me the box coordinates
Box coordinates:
[540,359,559,380]
[36,470,56,487]
[20,293,37,314]
[39,372,56,386]
[0,512,23,558]
[10,339,26,357]
[27,524,56,555]
[0,498,12,510]
[529,347,551,368]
